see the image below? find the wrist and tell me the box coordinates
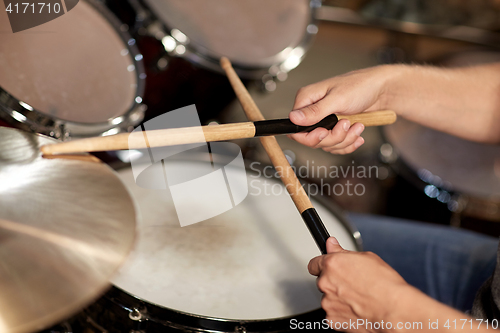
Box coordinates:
[383,285,451,333]
[377,64,414,116]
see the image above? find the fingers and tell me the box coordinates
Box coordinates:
[292,81,330,111]
[326,237,347,254]
[288,120,365,155]
[317,122,364,149]
[309,238,349,277]
[288,127,329,148]
[290,96,334,126]
[308,238,347,276]
[324,137,364,155]
[308,255,325,276]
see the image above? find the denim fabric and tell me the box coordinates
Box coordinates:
[348,213,498,312]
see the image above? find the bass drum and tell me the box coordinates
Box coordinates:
[381,50,500,235]
[74,156,361,332]
[0,0,147,139]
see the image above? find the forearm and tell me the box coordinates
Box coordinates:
[385,286,494,333]
[382,63,500,144]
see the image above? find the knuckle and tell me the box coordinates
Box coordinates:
[296,86,307,96]
[304,138,319,148]
[295,86,312,102]
[332,125,348,140]
[364,251,380,259]
[317,277,328,292]
[324,255,337,269]
[320,296,330,310]
[336,285,347,299]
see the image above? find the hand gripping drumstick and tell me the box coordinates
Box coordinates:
[40,112,396,155]
[220,57,396,254]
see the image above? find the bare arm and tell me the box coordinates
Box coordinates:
[309,238,495,333]
[289,63,500,154]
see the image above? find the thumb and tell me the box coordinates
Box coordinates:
[326,237,347,254]
[289,98,332,126]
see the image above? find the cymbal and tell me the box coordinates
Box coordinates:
[0,127,136,333]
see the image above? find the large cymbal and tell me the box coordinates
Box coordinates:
[0,127,136,333]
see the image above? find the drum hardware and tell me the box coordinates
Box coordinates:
[235,325,247,333]
[129,309,145,322]
[0,0,147,140]
[0,127,137,333]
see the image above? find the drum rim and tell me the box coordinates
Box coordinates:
[136,0,321,79]
[379,125,458,205]
[102,157,362,331]
[0,0,147,139]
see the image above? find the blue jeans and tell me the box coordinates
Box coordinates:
[348,213,498,312]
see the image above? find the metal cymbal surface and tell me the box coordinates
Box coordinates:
[0,128,136,333]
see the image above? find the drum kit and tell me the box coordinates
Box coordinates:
[1,1,499,333]
[0,1,363,332]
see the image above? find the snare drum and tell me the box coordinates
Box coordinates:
[0,0,147,139]
[76,158,361,332]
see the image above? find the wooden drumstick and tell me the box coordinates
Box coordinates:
[40,112,395,155]
[221,57,396,254]
[221,57,330,253]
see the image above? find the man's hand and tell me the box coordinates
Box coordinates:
[289,66,399,154]
[309,237,412,332]
[289,62,500,148]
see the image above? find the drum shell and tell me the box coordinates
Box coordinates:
[72,286,329,333]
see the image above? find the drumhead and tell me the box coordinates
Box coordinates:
[143,0,316,76]
[0,0,145,136]
[112,159,359,321]
[384,118,500,198]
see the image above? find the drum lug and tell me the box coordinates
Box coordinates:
[128,308,148,333]
[234,324,247,333]
[129,308,145,321]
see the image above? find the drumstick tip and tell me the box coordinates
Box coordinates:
[220,57,231,70]
[40,145,51,155]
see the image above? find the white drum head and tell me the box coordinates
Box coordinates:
[112,160,358,320]
[0,0,138,124]
[144,0,312,68]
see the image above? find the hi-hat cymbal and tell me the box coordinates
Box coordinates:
[0,127,136,333]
